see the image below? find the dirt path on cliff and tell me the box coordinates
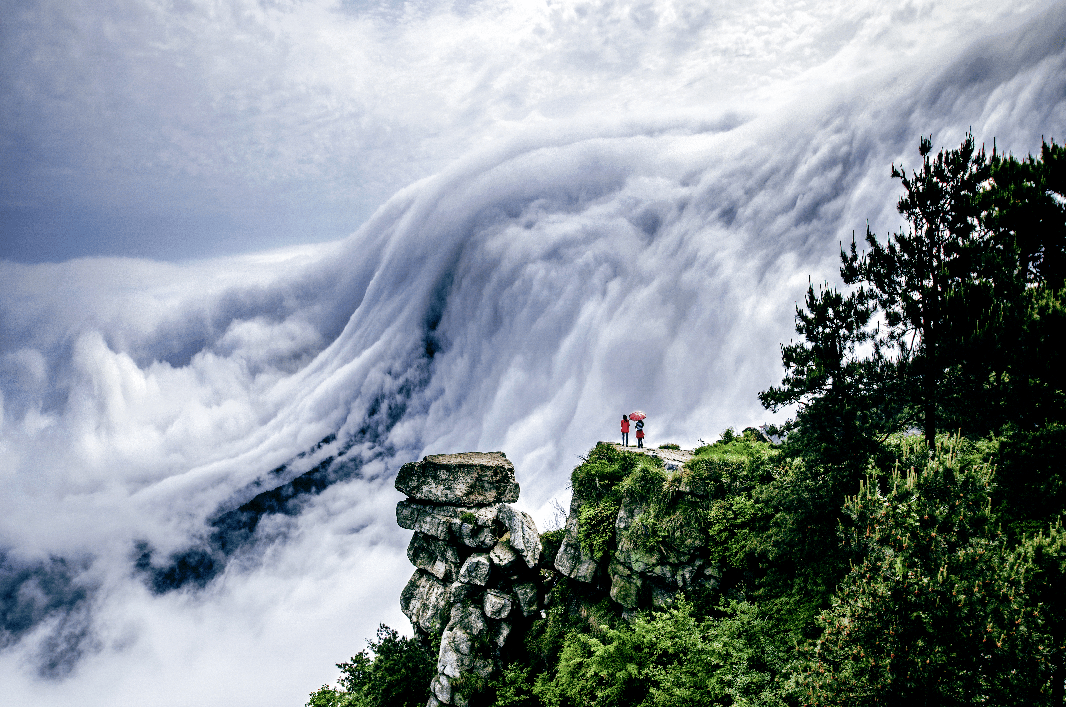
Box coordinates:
[605,442,694,470]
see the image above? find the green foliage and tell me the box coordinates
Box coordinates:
[305,625,434,707]
[1001,522,1066,704]
[792,439,1059,705]
[571,442,662,559]
[306,685,348,707]
[658,443,681,450]
[996,423,1066,541]
[540,527,567,566]
[533,599,790,707]
[460,511,479,525]
[579,499,623,560]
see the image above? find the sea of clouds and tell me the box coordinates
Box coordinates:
[2,0,1065,705]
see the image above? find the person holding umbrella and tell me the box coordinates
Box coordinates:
[630,411,646,448]
[621,414,630,447]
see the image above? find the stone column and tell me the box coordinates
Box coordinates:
[395,452,542,707]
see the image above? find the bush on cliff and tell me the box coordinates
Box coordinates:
[306,624,434,707]
[533,598,789,707]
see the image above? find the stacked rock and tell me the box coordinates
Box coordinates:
[396,452,542,707]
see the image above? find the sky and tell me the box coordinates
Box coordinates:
[1,0,1065,705]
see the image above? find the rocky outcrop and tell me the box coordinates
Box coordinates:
[396,452,541,707]
[393,445,734,704]
[396,452,521,505]
[552,458,721,613]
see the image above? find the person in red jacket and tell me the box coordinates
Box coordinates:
[635,418,645,448]
[621,414,630,447]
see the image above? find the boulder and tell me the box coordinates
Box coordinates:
[458,553,492,585]
[492,621,511,648]
[431,674,452,704]
[554,511,598,582]
[400,570,450,634]
[395,452,520,505]
[447,602,489,639]
[456,520,497,550]
[489,539,518,568]
[513,582,539,617]
[650,583,676,609]
[438,628,473,678]
[408,532,461,582]
[396,501,498,548]
[447,581,482,605]
[608,561,643,609]
[483,589,513,619]
[676,562,701,590]
[496,504,542,568]
[614,535,660,575]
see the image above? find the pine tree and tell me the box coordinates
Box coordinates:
[842,134,989,452]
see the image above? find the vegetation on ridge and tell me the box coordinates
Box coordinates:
[308,133,1066,705]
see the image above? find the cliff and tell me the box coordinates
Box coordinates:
[395,444,727,706]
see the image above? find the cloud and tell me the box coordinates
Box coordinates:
[2,0,1052,261]
[0,1,1065,705]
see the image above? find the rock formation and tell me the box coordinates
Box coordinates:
[395,445,729,705]
[396,452,542,707]
[552,457,721,614]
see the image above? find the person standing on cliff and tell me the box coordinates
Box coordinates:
[621,414,630,447]
[635,418,645,448]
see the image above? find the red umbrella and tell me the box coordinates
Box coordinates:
[628,411,646,421]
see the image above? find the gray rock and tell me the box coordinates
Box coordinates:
[447,581,481,605]
[431,674,452,703]
[408,532,461,582]
[513,582,539,617]
[614,500,643,532]
[496,505,541,568]
[427,695,443,707]
[489,540,518,568]
[456,521,497,550]
[493,621,511,648]
[401,570,451,634]
[483,589,513,619]
[447,602,488,641]
[438,629,472,678]
[553,511,598,582]
[397,500,450,537]
[615,535,660,574]
[699,564,722,591]
[469,656,495,679]
[609,561,643,608]
[646,561,677,585]
[458,553,492,586]
[396,452,520,505]
[396,501,499,548]
[676,562,700,590]
[650,583,676,609]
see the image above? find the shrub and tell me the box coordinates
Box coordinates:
[306,625,434,707]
